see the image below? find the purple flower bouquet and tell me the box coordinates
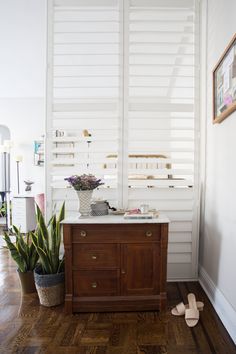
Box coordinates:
[65,174,104,191]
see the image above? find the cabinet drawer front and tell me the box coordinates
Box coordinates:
[73,270,119,296]
[118,224,161,242]
[72,244,119,269]
[72,225,119,243]
[71,224,161,243]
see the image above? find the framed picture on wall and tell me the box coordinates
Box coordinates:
[213,33,236,124]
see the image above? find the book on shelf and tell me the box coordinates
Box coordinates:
[124,211,156,219]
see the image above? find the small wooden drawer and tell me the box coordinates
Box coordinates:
[118,224,161,243]
[73,270,119,297]
[72,243,119,269]
[72,225,120,243]
[72,224,161,243]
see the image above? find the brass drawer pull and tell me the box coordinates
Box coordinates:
[91,282,97,288]
[80,230,87,237]
[146,230,152,237]
[91,255,97,260]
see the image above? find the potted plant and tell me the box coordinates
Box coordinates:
[4,226,39,294]
[31,202,65,307]
[0,201,6,217]
[65,174,104,216]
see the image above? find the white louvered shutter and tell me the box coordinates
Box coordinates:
[124,0,200,279]
[46,0,200,279]
[46,0,123,217]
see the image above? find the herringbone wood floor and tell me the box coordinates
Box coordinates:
[0,248,235,354]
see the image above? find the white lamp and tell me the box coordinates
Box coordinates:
[15,155,23,195]
[0,142,12,230]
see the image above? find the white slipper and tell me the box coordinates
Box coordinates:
[171,300,204,316]
[185,293,200,327]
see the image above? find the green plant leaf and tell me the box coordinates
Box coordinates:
[3,233,27,272]
[36,226,46,251]
[36,246,52,274]
[12,225,20,235]
[58,256,65,273]
[35,204,49,249]
[15,234,29,268]
[50,215,57,252]
[28,232,39,270]
[56,202,65,255]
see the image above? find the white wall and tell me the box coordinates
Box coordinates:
[200,0,236,342]
[0,0,46,195]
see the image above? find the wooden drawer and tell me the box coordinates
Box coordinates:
[118,224,161,243]
[72,243,119,269]
[73,270,119,297]
[72,225,119,243]
[72,224,160,243]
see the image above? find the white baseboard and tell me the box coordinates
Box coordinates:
[199,266,236,344]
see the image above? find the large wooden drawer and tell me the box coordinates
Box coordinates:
[72,224,161,243]
[72,243,119,269]
[73,270,119,297]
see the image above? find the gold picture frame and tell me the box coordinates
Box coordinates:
[213,33,236,124]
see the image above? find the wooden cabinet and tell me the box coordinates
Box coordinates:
[63,216,169,313]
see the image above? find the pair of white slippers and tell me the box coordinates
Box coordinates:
[171,293,204,327]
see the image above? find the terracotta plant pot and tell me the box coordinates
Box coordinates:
[17,269,37,294]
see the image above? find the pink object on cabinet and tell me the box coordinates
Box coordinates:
[35,193,45,215]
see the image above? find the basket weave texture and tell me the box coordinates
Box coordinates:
[35,282,65,307]
[34,267,65,307]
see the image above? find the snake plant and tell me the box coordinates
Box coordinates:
[31,202,65,274]
[4,226,39,273]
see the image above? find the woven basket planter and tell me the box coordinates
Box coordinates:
[34,266,65,307]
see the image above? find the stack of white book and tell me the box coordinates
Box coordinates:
[124,212,157,219]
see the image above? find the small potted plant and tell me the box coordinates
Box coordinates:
[65,174,104,217]
[31,202,65,307]
[4,226,39,294]
[0,201,6,217]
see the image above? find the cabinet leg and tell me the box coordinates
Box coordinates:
[65,295,73,314]
[159,293,167,311]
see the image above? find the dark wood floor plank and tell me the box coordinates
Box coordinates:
[0,248,235,353]
[138,345,167,354]
[176,281,214,354]
[187,281,236,354]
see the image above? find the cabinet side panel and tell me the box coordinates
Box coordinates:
[63,224,73,314]
[159,223,168,310]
